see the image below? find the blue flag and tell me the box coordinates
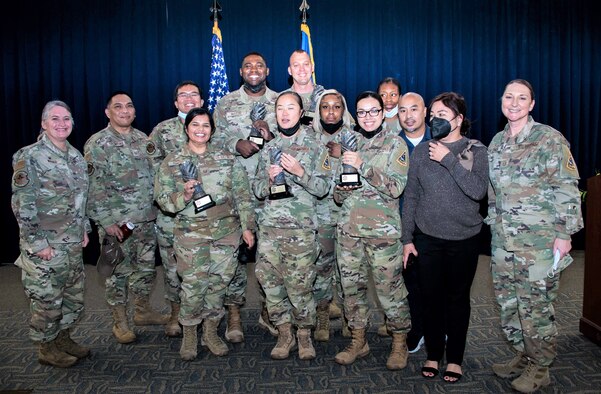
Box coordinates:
[301,22,316,84]
[207,25,230,113]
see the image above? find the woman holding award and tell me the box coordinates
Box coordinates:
[333,91,411,370]
[154,107,256,361]
[252,91,330,361]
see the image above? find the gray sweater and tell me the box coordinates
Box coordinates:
[401,136,488,243]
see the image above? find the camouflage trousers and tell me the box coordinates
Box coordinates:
[313,224,342,308]
[174,230,240,326]
[224,259,247,307]
[18,243,85,342]
[104,221,158,306]
[336,229,410,333]
[155,214,181,303]
[491,246,560,366]
[255,227,319,328]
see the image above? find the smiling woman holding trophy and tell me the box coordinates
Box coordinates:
[252,91,331,361]
[154,107,256,362]
[333,91,412,371]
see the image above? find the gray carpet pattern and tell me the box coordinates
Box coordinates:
[1,290,600,393]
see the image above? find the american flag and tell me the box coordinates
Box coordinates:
[207,25,229,113]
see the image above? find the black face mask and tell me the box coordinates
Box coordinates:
[278,120,301,137]
[243,81,266,94]
[320,119,343,134]
[356,125,383,139]
[430,117,452,140]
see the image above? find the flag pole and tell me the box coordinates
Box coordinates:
[299,0,316,84]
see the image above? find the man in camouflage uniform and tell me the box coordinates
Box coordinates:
[12,100,91,368]
[252,91,331,360]
[154,107,256,360]
[285,49,325,125]
[311,89,355,341]
[147,80,204,337]
[486,79,584,393]
[212,51,279,341]
[85,91,167,345]
[333,92,411,370]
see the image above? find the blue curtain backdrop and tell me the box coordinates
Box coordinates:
[2,0,598,261]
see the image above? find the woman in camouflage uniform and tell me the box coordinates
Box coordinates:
[154,107,256,361]
[487,79,583,393]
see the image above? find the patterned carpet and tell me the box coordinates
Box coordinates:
[1,290,600,393]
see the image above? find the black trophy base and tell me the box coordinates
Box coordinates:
[193,195,216,213]
[340,173,362,187]
[248,135,264,149]
[269,184,293,200]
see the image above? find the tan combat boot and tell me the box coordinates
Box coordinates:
[511,361,550,393]
[180,324,198,361]
[314,303,330,342]
[297,328,316,360]
[492,352,529,378]
[386,332,408,370]
[165,302,182,337]
[329,302,342,319]
[201,319,229,356]
[258,303,278,336]
[271,323,296,360]
[111,305,136,344]
[133,296,169,326]
[38,339,78,368]
[335,328,369,365]
[225,305,244,343]
[55,329,90,358]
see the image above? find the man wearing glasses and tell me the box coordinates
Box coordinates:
[148,81,205,338]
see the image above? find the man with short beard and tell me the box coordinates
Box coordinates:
[212,51,279,342]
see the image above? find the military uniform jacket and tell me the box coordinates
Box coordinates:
[147,116,187,172]
[252,126,330,230]
[212,87,279,181]
[154,144,256,241]
[12,133,91,254]
[314,129,345,227]
[334,127,409,239]
[84,125,157,228]
[486,116,583,251]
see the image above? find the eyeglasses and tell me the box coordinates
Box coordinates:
[177,92,201,99]
[356,108,382,118]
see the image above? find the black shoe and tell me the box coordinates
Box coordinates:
[442,370,462,383]
[421,363,439,379]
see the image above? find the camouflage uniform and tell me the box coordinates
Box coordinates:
[486,116,583,366]
[84,125,158,306]
[212,86,278,307]
[148,116,188,304]
[311,89,355,309]
[252,126,331,327]
[12,133,91,342]
[284,84,325,119]
[333,127,411,333]
[154,144,256,325]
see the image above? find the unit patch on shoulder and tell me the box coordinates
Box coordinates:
[146,141,157,155]
[396,151,408,166]
[87,162,95,176]
[13,170,29,188]
[561,145,578,176]
[322,156,331,170]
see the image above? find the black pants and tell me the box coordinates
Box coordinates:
[414,231,479,365]
[402,261,423,340]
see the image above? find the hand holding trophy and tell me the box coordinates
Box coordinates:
[301,85,325,125]
[269,147,292,200]
[248,102,267,148]
[339,129,362,188]
[180,161,216,213]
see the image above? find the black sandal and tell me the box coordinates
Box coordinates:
[421,364,440,379]
[442,370,463,383]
